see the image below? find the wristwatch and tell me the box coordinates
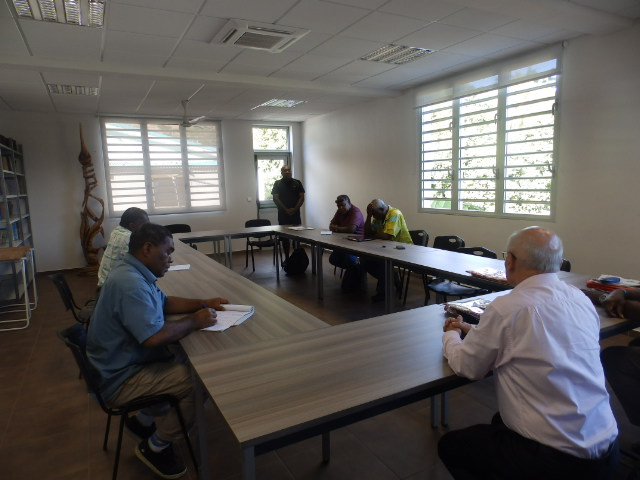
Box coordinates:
[599,293,608,305]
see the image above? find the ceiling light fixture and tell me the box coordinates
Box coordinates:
[251,99,306,109]
[361,44,433,65]
[11,0,105,27]
[47,83,99,95]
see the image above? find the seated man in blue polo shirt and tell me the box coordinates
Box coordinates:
[87,223,228,479]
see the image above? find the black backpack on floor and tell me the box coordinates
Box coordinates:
[282,247,309,275]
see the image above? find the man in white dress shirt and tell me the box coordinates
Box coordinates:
[438,226,619,480]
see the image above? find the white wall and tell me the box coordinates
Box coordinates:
[303,24,640,278]
[0,115,302,271]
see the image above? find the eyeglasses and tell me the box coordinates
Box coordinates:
[502,251,516,260]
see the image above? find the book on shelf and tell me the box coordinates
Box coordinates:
[201,304,254,332]
[445,298,492,324]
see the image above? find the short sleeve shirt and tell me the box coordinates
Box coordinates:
[370,206,413,244]
[87,253,170,401]
[97,225,131,287]
[330,205,365,235]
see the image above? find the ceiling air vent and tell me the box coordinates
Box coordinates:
[213,19,309,53]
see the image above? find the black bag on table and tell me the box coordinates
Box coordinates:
[282,247,309,275]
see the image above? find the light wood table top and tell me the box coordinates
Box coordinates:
[158,241,328,356]
[0,246,32,262]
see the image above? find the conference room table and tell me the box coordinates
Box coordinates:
[161,240,637,480]
[177,226,513,313]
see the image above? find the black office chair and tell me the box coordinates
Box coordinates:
[426,245,497,304]
[58,324,197,480]
[560,258,571,272]
[164,224,197,249]
[245,219,278,272]
[48,273,93,327]
[399,230,429,305]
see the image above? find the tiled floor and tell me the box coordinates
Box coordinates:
[1,247,639,479]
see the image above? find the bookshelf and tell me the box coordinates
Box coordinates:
[0,137,36,328]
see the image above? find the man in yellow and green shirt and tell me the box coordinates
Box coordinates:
[363,199,413,301]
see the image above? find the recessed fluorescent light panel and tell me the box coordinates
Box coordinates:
[361,44,433,65]
[47,84,99,96]
[12,0,105,27]
[251,99,306,110]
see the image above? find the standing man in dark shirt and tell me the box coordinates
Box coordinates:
[271,165,305,259]
[328,194,365,269]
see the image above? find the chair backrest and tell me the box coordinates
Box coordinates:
[164,224,192,234]
[457,246,498,259]
[433,235,465,251]
[560,258,571,272]
[409,230,428,247]
[58,324,108,410]
[49,273,84,323]
[245,219,271,228]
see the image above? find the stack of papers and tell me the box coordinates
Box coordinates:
[466,268,508,283]
[287,226,314,231]
[586,274,640,292]
[202,304,254,332]
[445,298,492,324]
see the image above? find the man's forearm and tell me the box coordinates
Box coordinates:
[143,315,199,347]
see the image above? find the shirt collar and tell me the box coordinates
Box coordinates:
[513,272,559,291]
[123,253,158,284]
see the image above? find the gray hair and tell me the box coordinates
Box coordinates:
[507,226,563,273]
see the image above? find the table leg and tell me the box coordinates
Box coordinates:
[440,392,449,426]
[316,246,324,301]
[384,259,393,314]
[311,244,316,275]
[242,446,256,480]
[193,372,211,480]
[322,431,330,463]
[430,396,439,428]
[275,235,280,283]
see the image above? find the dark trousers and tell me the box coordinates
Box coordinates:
[360,256,400,295]
[328,251,358,270]
[601,337,640,425]
[438,413,619,480]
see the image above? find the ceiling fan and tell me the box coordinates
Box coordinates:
[178,99,207,127]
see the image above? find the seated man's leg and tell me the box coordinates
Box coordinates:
[601,344,640,425]
[109,361,195,477]
[361,256,384,294]
[329,251,358,270]
[439,413,618,480]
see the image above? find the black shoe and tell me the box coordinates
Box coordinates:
[124,415,156,442]
[371,292,385,303]
[135,440,186,479]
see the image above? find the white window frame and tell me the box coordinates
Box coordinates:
[252,125,291,209]
[416,46,562,220]
[100,117,226,216]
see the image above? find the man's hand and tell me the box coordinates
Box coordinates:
[193,306,217,329]
[329,223,337,232]
[285,207,296,215]
[443,315,472,336]
[366,203,374,217]
[602,290,626,318]
[205,297,229,311]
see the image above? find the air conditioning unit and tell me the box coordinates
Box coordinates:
[212,19,309,53]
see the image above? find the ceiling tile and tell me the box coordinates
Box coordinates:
[98,76,154,115]
[439,7,516,31]
[316,60,395,84]
[0,15,29,56]
[219,50,303,76]
[380,0,464,22]
[108,3,193,37]
[20,21,102,60]
[490,19,569,41]
[270,54,351,81]
[329,0,387,8]
[443,32,530,56]
[42,71,100,86]
[278,0,371,35]
[398,22,481,51]
[200,0,300,24]
[309,36,385,59]
[104,31,178,58]
[110,0,204,14]
[340,12,429,43]
[184,15,229,42]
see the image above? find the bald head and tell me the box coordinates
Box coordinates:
[505,227,563,284]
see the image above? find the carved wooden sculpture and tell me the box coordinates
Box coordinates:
[78,124,105,269]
